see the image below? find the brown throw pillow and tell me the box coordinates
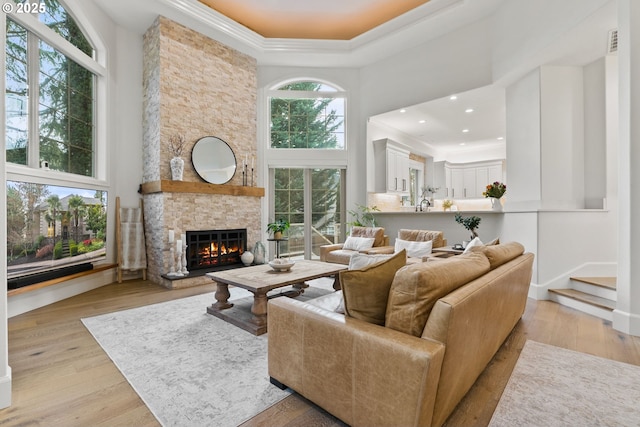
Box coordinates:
[339,249,407,325]
[385,252,490,337]
[469,241,524,269]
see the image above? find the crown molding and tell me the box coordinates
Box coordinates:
[163,0,466,67]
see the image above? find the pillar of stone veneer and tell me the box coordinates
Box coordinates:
[142,17,259,289]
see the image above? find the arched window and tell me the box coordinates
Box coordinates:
[5,0,101,177]
[269,80,345,150]
[266,79,348,260]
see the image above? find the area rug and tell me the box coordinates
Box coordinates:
[81,279,334,427]
[489,340,640,426]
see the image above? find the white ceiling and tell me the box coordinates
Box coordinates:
[370,84,506,154]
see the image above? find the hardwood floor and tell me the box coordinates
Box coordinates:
[2,279,640,427]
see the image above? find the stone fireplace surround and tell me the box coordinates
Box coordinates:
[141,17,261,289]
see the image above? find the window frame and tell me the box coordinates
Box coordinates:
[264,79,350,253]
[266,79,348,152]
[5,0,108,187]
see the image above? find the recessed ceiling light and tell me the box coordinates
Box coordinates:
[459,143,466,146]
[465,108,474,113]
[450,95,458,100]
[462,129,469,133]
[419,119,426,124]
[497,136,504,140]
[400,109,406,113]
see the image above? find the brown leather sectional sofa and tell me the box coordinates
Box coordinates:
[268,242,534,426]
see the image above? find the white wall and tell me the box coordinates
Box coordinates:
[583,58,607,209]
[540,66,586,209]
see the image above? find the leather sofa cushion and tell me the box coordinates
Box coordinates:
[398,229,445,248]
[469,241,524,270]
[339,249,406,325]
[385,252,490,337]
[351,226,386,247]
[325,249,355,265]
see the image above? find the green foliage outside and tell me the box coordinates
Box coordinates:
[271,82,344,253]
[6,0,95,176]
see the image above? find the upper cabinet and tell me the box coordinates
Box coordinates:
[374,139,411,194]
[444,160,504,199]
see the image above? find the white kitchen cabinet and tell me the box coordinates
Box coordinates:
[444,160,505,199]
[374,139,411,194]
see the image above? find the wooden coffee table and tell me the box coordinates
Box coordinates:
[206,260,347,335]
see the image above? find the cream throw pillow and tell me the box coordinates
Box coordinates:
[349,252,394,270]
[463,236,483,254]
[339,249,407,325]
[342,236,375,251]
[395,238,433,258]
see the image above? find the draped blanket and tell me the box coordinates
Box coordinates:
[119,207,146,270]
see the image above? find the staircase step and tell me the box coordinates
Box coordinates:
[548,288,616,311]
[570,276,616,290]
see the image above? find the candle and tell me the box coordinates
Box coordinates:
[176,239,182,252]
[181,233,186,245]
[168,230,174,243]
[251,156,254,169]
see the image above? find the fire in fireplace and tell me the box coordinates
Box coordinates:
[186,229,247,271]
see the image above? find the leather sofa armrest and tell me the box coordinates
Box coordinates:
[320,243,344,262]
[268,298,445,427]
[362,245,394,255]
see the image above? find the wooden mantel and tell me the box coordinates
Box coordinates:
[139,180,265,197]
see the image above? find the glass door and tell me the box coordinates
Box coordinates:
[271,167,345,260]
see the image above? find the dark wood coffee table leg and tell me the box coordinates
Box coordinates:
[211,282,233,310]
[250,289,268,328]
[332,274,341,291]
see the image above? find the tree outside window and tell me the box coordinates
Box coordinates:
[5,0,96,176]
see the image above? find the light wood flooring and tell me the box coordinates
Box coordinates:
[2,279,640,427]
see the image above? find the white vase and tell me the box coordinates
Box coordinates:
[491,197,502,212]
[241,251,254,266]
[170,157,184,181]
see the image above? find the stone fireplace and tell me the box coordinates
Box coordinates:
[141,17,261,289]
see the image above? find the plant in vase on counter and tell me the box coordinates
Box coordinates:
[483,182,506,198]
[442,199,453,211]
[454,213,481,240]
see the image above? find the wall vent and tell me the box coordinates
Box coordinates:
[608,29,618,54]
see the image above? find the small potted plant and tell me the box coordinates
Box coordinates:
[454,213,482,241]
[442,199,453,211]
[266,218,290,240]
[347,204,380,228]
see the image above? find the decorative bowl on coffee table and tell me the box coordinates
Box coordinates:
[269,259,295,271]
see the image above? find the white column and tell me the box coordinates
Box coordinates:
[0,10,13,409]
[614,0,640,336]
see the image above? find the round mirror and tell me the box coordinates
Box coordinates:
[191,136,237,184]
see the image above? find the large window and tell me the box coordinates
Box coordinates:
[268,80,347,259]
[4,0,107,285]
[5,0,97,176]
[270,81,345,150]
[6,180,107,285]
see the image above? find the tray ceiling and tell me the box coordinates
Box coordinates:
[197,0,431,40]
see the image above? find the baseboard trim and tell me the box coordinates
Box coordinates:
[0,367,12,409]
[613,309,640,337]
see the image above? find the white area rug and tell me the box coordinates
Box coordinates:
[489,340,640,427]
[82,279,333,427]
